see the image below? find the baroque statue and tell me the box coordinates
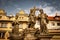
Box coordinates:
[12,14,19,35]
[12,21,19,35]
[9,15,23,40]
[38,9,48,34]
[28,7,36,28]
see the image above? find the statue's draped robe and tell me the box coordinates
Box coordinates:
[38,13,48,33]
[12,21,19,35]
[28,10,36,28]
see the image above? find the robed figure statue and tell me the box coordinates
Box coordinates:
[9,15,23,40]
[28,7,36,28]
[38,9,48,34]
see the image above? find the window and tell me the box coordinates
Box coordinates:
[22,17,23,19]
[52,22,55,26]
[0,23,7,28]
[57,23,60,26]
[0,33,5,39]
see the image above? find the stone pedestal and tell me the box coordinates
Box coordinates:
[38,34,53,40]
[9,34,23,40]
[24,28,37,40]
[24,34,36,40]
[51,35,60,40]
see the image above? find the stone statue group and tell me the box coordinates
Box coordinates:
[9,7,49,40]
[29,7,48,34]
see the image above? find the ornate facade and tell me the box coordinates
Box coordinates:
[0,8,60,40]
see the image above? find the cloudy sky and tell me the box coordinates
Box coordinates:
[0,0,60,16]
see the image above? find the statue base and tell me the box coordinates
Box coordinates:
[38,33,53,40]
[24,28,37,40]
[9,34,23,40]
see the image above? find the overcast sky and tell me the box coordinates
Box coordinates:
[0,0,60,16]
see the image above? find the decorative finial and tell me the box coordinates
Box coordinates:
[55,13,58,16]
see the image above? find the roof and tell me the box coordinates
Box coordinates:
[47,16,60,21]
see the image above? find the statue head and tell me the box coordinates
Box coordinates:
[39,9,44,14]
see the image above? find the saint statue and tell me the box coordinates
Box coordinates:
[12,15,19,35]
[38,9,48,34]
[9,15,22,40]
[12,21,19,35]
[28,7,36,28]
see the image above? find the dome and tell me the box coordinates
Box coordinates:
[0,9,6,15]
[16,10,27,16]
[18,10,25,14]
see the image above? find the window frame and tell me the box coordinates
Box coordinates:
[57,23,60,26]
[0,22,7,28]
